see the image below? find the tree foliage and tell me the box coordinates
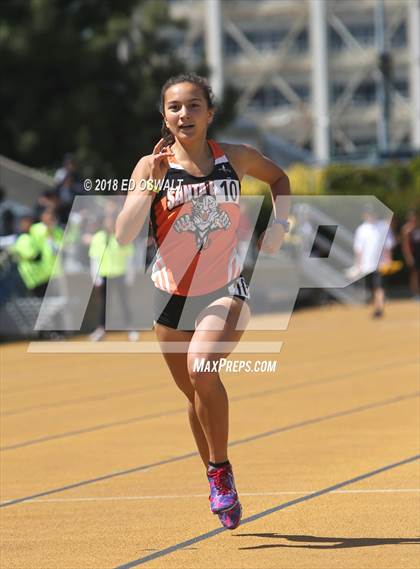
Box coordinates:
[0,0,236,178]
[242,157,419,223]
[323,159,420,219]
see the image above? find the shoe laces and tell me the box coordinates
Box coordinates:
[210,468,232,495]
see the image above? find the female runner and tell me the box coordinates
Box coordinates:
[116,73,290,529]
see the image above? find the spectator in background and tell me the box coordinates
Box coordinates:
[54,153,79,186]
[1,209,16,238]
[377,216,396,268]
[56,173,84,225]
[0,186,18,236]
[54,153,83,225]
[353,205,387,318]
[33,189,60,223]
[11,214,49,297]
[11,211,66,339]
[88,213,138,342]
[30,208,64,297]
[401,209,420,300]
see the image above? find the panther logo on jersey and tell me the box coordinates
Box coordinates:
[173,195,230,251]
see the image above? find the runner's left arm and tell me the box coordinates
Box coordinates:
[239,145,291,254]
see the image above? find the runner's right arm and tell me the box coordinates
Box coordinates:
[115,139,174,245]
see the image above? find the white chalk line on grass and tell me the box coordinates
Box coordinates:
[6,488,420,504]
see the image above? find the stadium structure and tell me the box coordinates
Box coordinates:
[167,0,420,164]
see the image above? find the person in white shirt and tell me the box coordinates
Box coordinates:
[354,205,390,318]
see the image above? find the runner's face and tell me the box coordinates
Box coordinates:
[163,82,213,142]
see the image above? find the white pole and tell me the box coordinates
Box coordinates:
[204,0,224,101]
[310,0,330,163]
[408,0,420,150]
[375,0,391,153]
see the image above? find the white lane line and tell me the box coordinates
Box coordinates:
[27,341,283,354]
[5,489,419,503]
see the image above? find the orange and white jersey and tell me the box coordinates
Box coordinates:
[150,140,243,296]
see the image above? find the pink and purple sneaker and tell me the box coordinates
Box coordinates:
[207,462,238,514]
[218,500,242,530]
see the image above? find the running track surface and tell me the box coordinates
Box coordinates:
[1,300,419,569]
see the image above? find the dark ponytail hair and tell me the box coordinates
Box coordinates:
[160,73,216,146]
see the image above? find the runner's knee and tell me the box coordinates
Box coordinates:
[187,353,221,389]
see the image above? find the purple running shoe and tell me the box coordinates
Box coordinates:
[207,463,238,514]
[218,500,242,530]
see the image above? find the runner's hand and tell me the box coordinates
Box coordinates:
[257,224,285,254]
[150,138,174,181]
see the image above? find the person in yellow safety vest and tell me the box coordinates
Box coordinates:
[89,213,139,341]
[29,208,64,287]
[12,208,66,338]
[12,215,50,297]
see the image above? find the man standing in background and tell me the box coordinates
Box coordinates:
[401,209,420,300]
[353,205,392,319]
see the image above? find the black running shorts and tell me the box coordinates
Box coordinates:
[154,275,250,331]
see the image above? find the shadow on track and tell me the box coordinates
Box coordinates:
[237,533,420,550]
